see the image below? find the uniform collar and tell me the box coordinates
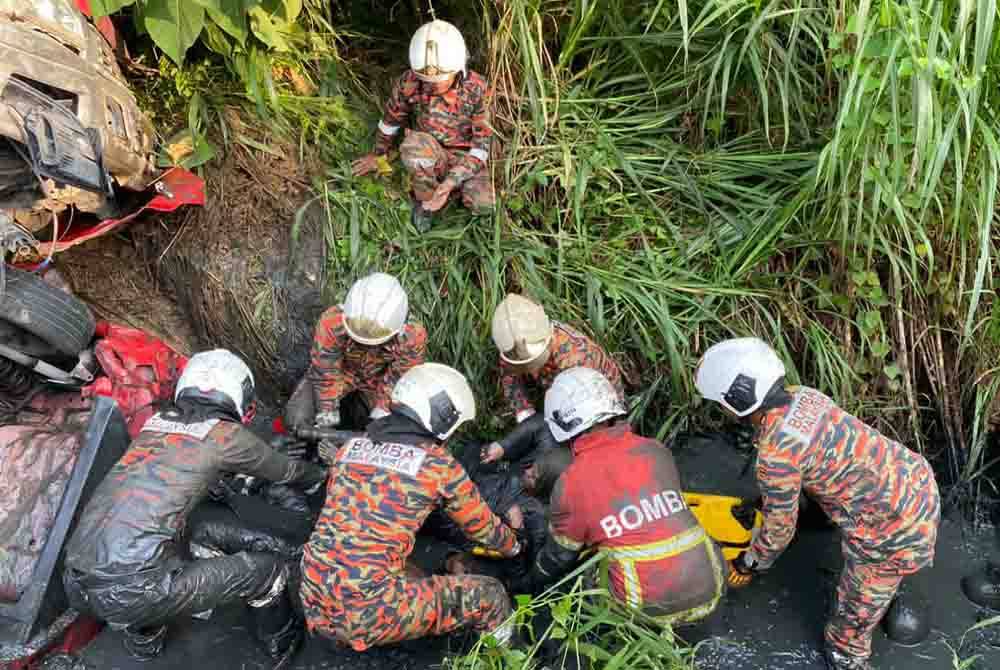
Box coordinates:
[571,422,632,455]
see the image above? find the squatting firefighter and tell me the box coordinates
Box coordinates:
[300,363,523,650]
[514,367,727,626]
[352,20,495,230]
[64,350,327,662]
[285,272,426,434]
[481,293,624,467]
[695,337,941,670]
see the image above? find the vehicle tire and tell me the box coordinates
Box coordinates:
[0,266,95,356]
[0,139,33,198]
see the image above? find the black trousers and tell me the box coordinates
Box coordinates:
[64,550,282,631]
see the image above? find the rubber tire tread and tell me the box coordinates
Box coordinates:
[0,266,95,356]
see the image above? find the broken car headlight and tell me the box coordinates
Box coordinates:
[0,0,87,40]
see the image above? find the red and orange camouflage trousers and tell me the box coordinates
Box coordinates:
[399,131,495,214]
[301,571,512,651]
[825,554,917,659]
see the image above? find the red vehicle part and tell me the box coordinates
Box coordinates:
[81,323,188,437]
[6,616,102,670]
[74,0,118,48]
[29,168,206,258]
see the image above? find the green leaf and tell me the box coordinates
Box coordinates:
[193,0,249,45]
[898,58,913,78]
[871,340,891,359]
[248,6,290,51]
[832,53,852,69]
[145,0,206,65]
[884,363,901,380]
[551,625,567,640]
[863,310,881,333]
[871,109,891,126]
[89,0,137,19]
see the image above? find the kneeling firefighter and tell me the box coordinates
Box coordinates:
[514,367,727,626]
[481,294,624,469]
[64,350,327,663]
[285,272,427,434]
[696,338,941,670]
[300,363,523,650]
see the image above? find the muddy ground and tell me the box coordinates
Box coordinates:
[75,434,1000,670]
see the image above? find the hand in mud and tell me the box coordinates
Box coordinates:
[481,442,505,464]
[423,179,455,212]
[352,154,380,176]
[505,504,524,530]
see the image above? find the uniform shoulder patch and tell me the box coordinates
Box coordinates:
[338,437,428,477]
[777,387,832,445]
[141,414,220,440]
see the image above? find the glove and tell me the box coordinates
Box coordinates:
[269,434,309,461]
[728,551,756,589]
[318,438,339,465]
[315,410,341,428]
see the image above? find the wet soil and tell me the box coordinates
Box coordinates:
[77,435,1000,670]
[58,228,196,356]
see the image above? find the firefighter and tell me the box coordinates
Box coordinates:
[481,293,624,467]
[513,367,727,626]
[300,363,523,650]
[63,350,327,662]
[352,20,494,230]
[284,272,426,434]
[695,337,941,670]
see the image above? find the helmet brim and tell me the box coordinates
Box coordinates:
[343,318,400,346]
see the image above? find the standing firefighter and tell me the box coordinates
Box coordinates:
[481,293,624,467]
[285,272,427,433]
[300,363,523,650]
[352,20,494,230]
[514,367,726,625]
[695,338,941,670]
[64,350,327,663]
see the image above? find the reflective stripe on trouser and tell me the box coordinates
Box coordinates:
[302,572,512,651]
[399,131,495,214]
[825,555,906,659]
[601,527,725,625]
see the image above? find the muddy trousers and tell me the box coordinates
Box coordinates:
[825,556,908,659]
[399,131,495,214]
[301,573,512,651]
[64,551,283,632]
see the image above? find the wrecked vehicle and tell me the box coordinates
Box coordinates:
[0,0,156,232]
[0,1,204,386]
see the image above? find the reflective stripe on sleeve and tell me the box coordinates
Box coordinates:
[378,121,401,135]
[469,148,489,162]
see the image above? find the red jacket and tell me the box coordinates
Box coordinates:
[543,423,724,621]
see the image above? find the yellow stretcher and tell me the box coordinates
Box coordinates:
[470,492,762,562]
[683,492,763,560]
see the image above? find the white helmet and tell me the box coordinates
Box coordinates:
[343,272,409,346]
[409,20,467,82]
[391,363,476,441]
[175,349,256,422]
[695,337,786,417]
[544,367,626,442]
[492,294,553,370]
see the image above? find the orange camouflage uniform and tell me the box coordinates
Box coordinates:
[299,434,518,650]
[307,306,427,416]
[747,386,941,660]
[500,322,624,420]
[375,70,494,213]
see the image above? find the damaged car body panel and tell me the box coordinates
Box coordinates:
[0,0,155,230]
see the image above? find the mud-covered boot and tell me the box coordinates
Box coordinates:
[961,561,1000,609]
[249,564,302,669]
[824,647,872,670]
[881,581,930,646]
[123,625,167,661]
[411,200,435,232]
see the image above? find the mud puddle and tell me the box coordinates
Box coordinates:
[79,434,1000,670]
